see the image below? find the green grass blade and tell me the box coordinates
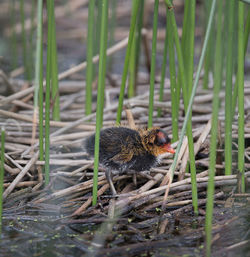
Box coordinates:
[34,0,44,161]
[148,0,159,128]
[182,0,196,96]
[92,0,109,206]
[50,1,60,121]
[165,0,198,214]
[20,0,32,81]
[232,10,250,117]
[85,0,95,115]
[167,8,179,142]
[205,1,224,255]
[44,0,53,185]
[237,0,245,192]
[10,0,18,70]
[224,0,235,176]
[202,0,214,90]
[116,0,140,124]
[158,10,168,118]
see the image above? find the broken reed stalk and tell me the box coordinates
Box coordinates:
[85,0,95,115]
[0,128,5,233]
[237,0,245,192]
[205,0,224,256]
[92,0,109,206]
[116,0,140,124]
[148,0,159,128]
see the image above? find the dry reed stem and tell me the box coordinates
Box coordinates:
[3,151,39,199]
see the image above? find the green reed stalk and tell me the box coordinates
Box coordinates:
[34,0,44,162]
[134,1,144,93]
[203,0,214,90]
[10,0,18,70]
[205,1,223,256]
[232,10,250,117]
[237,0,245,192]
[224,0,235,176]
[157,13,168,118]
[116,0,140,124]
[164,0,216,205]
[94,0,102,75]
[0,129,5,233]
[128,0,144,98]
[85,0,95,115]
[29,0,36,68]
[20,0,31,81]
[183,0,195,96]
[107,0,117,71]
[92,0,109,206]
[50,1,60,121]
[128,31,137,98]
[167,8,179,142]
[44,0,53,185]
[148,0,159,128]
[165,0,198,214]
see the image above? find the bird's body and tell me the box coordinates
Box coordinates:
[85,127,175,195]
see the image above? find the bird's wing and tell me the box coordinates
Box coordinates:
[111,150,133,164]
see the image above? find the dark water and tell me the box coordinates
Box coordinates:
[1,201,249,257]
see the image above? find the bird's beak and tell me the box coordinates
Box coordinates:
[164,143,175,154]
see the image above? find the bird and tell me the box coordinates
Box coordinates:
[85,126,175,195]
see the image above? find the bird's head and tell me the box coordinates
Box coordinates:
[140,128,175,156]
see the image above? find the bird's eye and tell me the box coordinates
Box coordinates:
[155,131,169,146]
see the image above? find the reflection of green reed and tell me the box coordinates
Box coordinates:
[0,129,5,233]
